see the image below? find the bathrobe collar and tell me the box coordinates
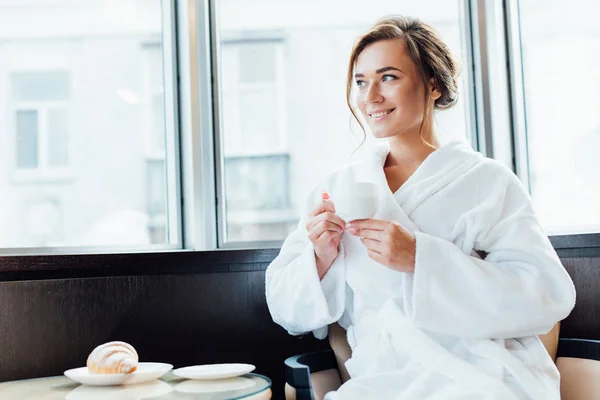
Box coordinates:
[364,140,483,215]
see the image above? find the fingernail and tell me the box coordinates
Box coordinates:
[322,191,330,200]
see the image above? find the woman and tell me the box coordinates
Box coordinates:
[266,16,575,399]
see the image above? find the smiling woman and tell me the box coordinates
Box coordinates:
[265,14,575,400]
[346,17,461,193]
[348,17,459,147]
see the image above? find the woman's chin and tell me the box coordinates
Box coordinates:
[369,129,395,139]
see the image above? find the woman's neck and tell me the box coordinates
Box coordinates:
[385,126,439,168]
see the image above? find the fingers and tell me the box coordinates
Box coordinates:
[306,211,346,233]
[346,218,387,231]
[311,228,342,259]
[307,219,344,242]
[315,229,341,247]
[347,219,401,242]
[366,248,386,265]
[308,191,336,219]
[348,228,385,241]
[359,237,386,253]
[306,191,346,234]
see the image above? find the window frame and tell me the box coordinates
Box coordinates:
[1,0,599,258]
[470,0,600,247]
[215,35,290,249]
[0,0,183,255]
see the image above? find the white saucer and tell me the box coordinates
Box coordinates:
[64,362,173,386]
[173,363,255,380]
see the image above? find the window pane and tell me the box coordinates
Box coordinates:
[47,108,69,167]
[150,95,166,153]
[11,71,70,102]
[222,91,240,154]
[146,159,167,244]
[217,1,471,243]
[238,43,277,84]
[144,44,166,154]
[225,154,290,211]
[0,1,174,249]
[518,0,600,234]
[239,88,280,150]
[15,110,39,169]
[225,154,294,242]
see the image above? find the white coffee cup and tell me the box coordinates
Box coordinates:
[332,182,379,222]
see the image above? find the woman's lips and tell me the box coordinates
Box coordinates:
[369,108,395,120]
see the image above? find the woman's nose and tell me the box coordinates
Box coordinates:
[365,84,383,104]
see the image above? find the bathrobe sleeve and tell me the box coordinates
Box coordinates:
[265,185,347,338]
[408,166,576,339]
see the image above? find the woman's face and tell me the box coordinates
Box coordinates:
[354,38,437,139]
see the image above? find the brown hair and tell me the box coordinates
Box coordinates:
[346,15,460,138]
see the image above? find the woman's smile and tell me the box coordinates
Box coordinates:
[368,108,396,121]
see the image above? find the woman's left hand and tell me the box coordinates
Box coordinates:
[346,219,416,273]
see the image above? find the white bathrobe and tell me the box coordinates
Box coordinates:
[266,140,576,400]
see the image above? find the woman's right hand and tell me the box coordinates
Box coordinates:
[305,191,346,279]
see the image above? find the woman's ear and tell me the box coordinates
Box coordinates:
[429,78,442,100]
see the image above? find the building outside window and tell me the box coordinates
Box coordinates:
[0,1,173,249]
[219,38,294,242]
[11,71,70,176]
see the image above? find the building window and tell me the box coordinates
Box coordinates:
[11,71,70,175]
[219,39,292,242]
[221,40,286,155]
[225,154,294,242]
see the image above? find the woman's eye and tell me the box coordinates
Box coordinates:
[382,74,398,82]
[355,80,366,88]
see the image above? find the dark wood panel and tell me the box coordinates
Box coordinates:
[0,271,328,399]
[560,256,600,340]
[550,233,600,250]
[0,249,281,279]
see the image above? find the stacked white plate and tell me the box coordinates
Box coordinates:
[64,362,173,386]
[172,363,255,380]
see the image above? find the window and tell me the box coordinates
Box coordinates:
[0,1,177,250]
[4,0,596,256]
[11,71,70,175]
[219,39,293,242]
[221,40,286,155]
[215,0,472,245]
[517,0,600,235]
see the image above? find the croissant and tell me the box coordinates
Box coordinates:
[86,341,139,374]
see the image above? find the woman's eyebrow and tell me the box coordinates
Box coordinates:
[354,66,403,78]
[376,66,403,74]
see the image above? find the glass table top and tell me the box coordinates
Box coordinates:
[0,372,272,399]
